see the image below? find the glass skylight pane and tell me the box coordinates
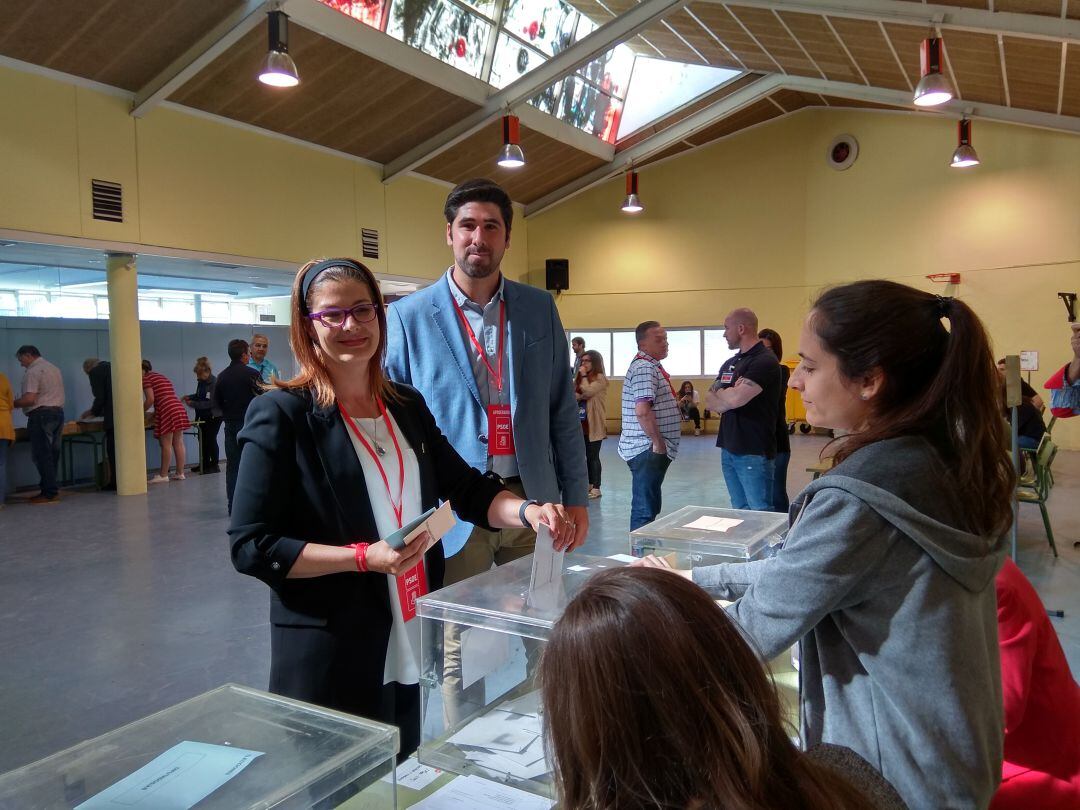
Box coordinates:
[503,0,580,57]
[319,0,392,30]
[554,75,622,142]
[618,58,742,141]
[490,32,547,89]
[386,0,491,78]
[578,45,634,102]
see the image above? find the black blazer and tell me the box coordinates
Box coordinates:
[228,383,504,721]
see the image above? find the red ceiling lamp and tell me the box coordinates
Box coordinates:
[950,117,980,168]
[621,170,644,214]
[496,114,525,169]
[913,37,953,107]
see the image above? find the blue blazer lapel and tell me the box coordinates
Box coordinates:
[430,283,483,409]
[307,402,379,541]
[503,280,527,416]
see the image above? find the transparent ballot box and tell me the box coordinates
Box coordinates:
[0,683,398,809]
[416,553,628,798]
[630,505,787,567]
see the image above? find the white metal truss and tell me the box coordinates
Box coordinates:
[700,0,1080,45]
[526,74,1080,216]
[131,0,270,118]
[379,0,693,182]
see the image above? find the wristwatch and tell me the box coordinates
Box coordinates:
[518,499,540,528]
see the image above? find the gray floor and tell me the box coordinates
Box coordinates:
[1,434,1077,773]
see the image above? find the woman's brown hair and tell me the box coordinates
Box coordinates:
[540,567,875,810]
[273,258,397,408]
[193,356,211,375]
[810,279,1015,537]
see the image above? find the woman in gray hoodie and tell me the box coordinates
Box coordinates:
[642,280,1015,809]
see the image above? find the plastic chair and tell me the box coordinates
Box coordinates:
[1018,434,1049,489]
[1017,439,1058,557]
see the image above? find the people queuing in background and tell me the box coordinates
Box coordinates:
[183,357,222,474]
[385,179,588,725]
[248,333,279,384]
[575,349,608,500]
[80,358,116,491]
[759,328,791,513]
[677,380,702,436]
[229,257,575,757]
[1044,322,1080,418]
[212,339,262,514]
[619,321,680,531]
[141,360,192,484]
[541,567,906,810]
[0,370,13,509]
[640,280,1015,809]
[990,559,1080,809]
[706,308,781,512]
[571,336,585,377]
[12,345,65,504]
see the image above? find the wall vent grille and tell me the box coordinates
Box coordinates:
[91,179,123,222]
[361,228,379,260]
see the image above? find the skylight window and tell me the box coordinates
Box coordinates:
[319,0,742,146]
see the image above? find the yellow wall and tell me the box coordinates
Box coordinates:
[0,64,491,282]
[528,108,1080,449]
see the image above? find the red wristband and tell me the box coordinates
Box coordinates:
[354,542,370,573]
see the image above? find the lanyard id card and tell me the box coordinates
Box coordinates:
[396,562,429,622]
[719,370,735,386]
[488,403,515,455]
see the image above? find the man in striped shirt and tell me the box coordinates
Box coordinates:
[619,321,681,531]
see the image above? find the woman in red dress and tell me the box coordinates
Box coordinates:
[142,360,192,483]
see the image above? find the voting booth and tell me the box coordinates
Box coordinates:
[416,552,631,798]
[0,684,398,809]
[630,505,787,566]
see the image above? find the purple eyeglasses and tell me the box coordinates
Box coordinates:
[307,302,380,328]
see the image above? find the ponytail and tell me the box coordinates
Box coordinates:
[811,280,1015,538]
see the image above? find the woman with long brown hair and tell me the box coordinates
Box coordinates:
[641,279,1014,808]
[228,258,575,756]
[541,566,905,810]
[575,349,607,499]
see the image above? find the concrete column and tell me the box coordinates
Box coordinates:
[106,253,147,496]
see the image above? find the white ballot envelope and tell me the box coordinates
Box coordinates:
[385,501,457,550]
[527,525,565,610]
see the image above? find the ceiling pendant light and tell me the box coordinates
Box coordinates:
[913,37,953,107]
[621,170,644,214]
[497,114,525,169]
[258,10,300,88]
[950,117,980,168]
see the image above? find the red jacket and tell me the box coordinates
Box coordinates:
[990,559,1080,809]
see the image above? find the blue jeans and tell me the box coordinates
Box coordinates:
[721,449,774,511]
[772,451,791,513]
[0,438,9,504]
[1016,435,1040,450]
[627,449,672,531]
[28,407,64,498]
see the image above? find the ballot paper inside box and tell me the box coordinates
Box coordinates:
[416,553,629,798]
[629,505,788,567]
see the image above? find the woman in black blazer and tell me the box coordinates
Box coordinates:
[229,258,574,756]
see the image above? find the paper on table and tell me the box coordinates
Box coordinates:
[460,627,513,690]
[449,709,538,754]
[410,774,554,809]
[381,758,444,791]
[684,516,744,532]
[75,741,263,810]
[566,564,590,572]
[607,553,636,563]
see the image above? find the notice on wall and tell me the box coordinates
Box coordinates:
[75,741,263,810]
[1019,350,1039,372]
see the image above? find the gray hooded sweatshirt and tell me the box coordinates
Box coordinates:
[693,436,1005,810]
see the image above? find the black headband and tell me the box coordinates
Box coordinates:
[300,258,366,310]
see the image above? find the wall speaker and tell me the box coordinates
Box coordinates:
[545,258,569,291]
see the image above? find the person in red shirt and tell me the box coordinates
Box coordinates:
[991,558,1080,809]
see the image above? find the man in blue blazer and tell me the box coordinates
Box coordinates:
[385,178,589,581]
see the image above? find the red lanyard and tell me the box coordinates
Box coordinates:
[451,298,506,393]
[339,399,405,529]
[635,353,677,398]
